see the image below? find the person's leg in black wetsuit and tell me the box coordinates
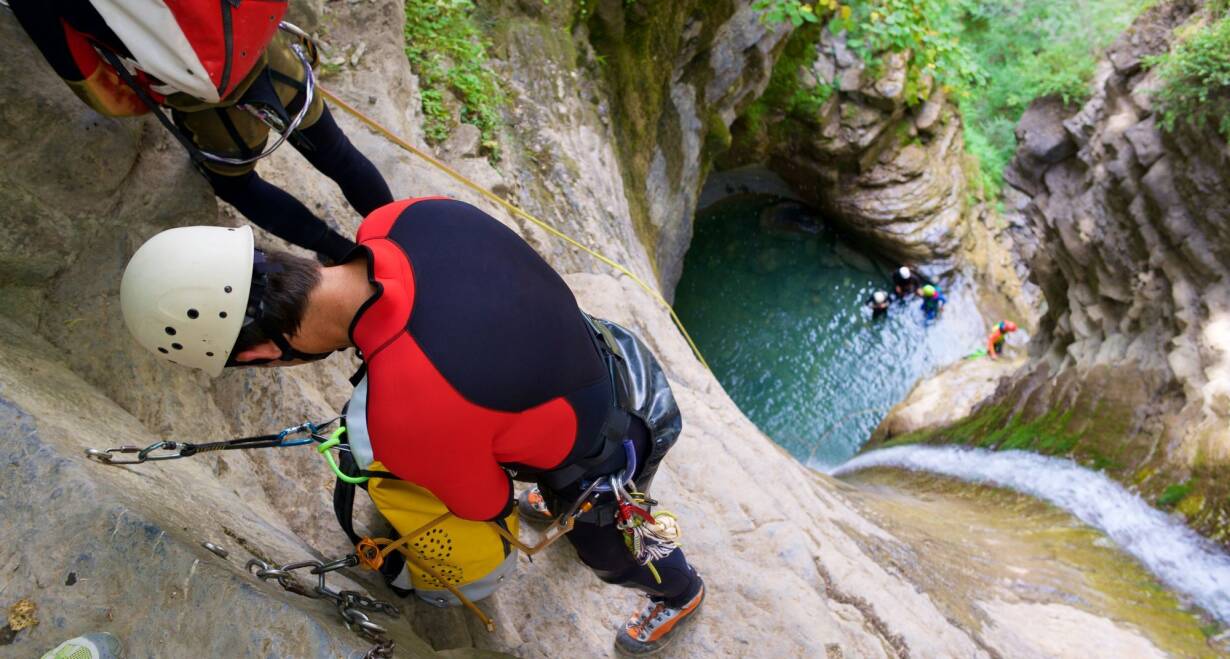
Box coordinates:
[565,515,702,604]
[204,167,358,262]
[177,35,393,263]
[290,105,393,218]
[541,421,703,606]
[202,104,393,263]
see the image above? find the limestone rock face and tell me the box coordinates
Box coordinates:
[764,31,970,265]
[582,1,792,295]
[991,0,1230,535]
[874,354,1027,441]
[0,0,1206,657]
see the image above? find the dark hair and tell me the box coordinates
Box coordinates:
[232,250,322,353]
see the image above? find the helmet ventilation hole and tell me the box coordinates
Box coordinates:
[165,327,176,336]
[224,285,233,293]
[219,312,228,319]
[206,352,215,357]
[187,309,199,319]
[158,347,169,354]
[171,343,183,350]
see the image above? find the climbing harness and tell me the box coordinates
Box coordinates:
[247,554,399,658]
[314,86,711,371]
[98,22,318,168]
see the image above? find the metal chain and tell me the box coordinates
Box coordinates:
[247,555,399,658]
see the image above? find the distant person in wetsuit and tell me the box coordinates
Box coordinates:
[117,198,705,655]
[866,290,890,320]
[892,266,925,299]
[10,0,393,263]
[987,321,1018,359]
[920,284,947,320]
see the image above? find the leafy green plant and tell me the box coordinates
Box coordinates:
[1147,8,1230,141]
[404,0,505,160]
[752,0,820,27]
[755,1,983,105]
[1158,482,1194,507]
[832,0,984,104]
[954,0,1151,197]
[747,0,1148,198]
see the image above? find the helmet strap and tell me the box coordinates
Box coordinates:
[225,250,334,366]
[264,323,335,363]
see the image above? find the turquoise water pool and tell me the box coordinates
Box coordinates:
[673,196,988,467]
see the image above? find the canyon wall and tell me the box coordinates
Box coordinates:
[0,1,1194,656]
[879,0,1230,541]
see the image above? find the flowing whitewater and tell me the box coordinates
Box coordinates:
[674,196,987,465]
[833,445,1230,623]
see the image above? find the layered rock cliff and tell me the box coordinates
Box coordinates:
[573,0,791,295]
[715,27,969,268]
[878,0,1230,541]
[713,21,1033,324]
[0,1,1206,656]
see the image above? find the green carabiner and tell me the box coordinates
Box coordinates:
[318,427,369,484]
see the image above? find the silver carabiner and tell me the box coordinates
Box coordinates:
[84,442,177,465]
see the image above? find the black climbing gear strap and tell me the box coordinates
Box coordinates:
[85,419,337,465]
[536,315,635,491]
[97,47,211,165]
[97,22,318,168]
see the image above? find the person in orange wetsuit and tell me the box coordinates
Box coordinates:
[987,321,1018,360]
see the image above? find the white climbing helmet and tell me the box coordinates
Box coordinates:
[898,266,911,280]
[873,291,888,304]
[120,225,255,376]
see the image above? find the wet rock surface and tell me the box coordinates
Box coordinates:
[577,1,791,295]
[986,0,1230,537]
[842,469,1218,658]
[874,353,1027,442]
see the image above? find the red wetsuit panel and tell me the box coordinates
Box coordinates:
[351,198,609,521]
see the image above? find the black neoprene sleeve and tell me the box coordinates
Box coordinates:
[9,0,86,81]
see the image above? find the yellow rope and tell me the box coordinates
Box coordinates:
[318,86,710,371]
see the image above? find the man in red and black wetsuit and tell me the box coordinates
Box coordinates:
[119,197,705,655]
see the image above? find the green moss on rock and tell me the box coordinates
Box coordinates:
[1158,482,1194,507]
[584,1,739,266]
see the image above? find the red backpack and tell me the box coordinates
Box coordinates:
[88,0,289,103]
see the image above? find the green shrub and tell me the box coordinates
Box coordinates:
[752,0,821,26]
[1157,481,1194,507]
[405,0,505,160]
[754,0,983,105]
[1147,8,1230,140]
[955,0,1151,195]
[830,0,984,105]
[749,0,1148,197]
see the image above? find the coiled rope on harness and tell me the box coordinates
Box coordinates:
[316,86,711,371]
